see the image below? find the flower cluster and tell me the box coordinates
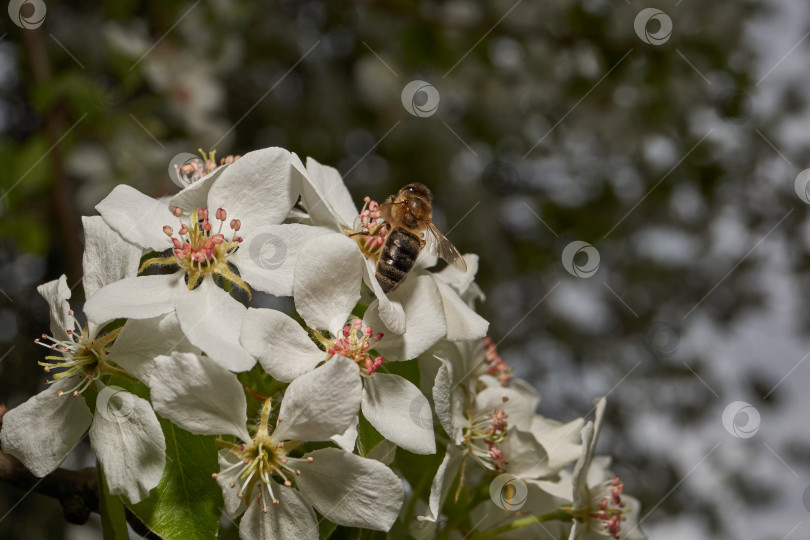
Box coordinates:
[1,146,645,539]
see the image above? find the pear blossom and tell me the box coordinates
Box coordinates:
[241,272,446,455]
[291,156,487,340]
[84,147,327,371]
[532,399,646,540]
[418,338,585,524]
[149,352,404,540]
[0,273,193,502]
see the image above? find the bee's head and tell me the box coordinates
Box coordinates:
[400,183,432,202]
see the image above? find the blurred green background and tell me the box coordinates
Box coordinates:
[2,0,810,538]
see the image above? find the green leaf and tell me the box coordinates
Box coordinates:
[378,357,420,387]
[126,418,223,540]
[318,516,338,539]
[97,465,129,540]
[356,411,384,457]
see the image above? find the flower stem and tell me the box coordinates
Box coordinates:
[467,509,573,540]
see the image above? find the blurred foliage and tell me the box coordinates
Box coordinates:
[1,0,806,538]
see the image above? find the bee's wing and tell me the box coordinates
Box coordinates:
[427,223,467,272]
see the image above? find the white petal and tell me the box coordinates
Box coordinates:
[431,351,466,445]
[300,156,358,228]
[366,439,397,465]
[530,415,584,472]
[239,481,318,540]
[571,422,595,506]
[240,308,324,382]
[434,279,488,341]
[207,147,297,231]
[216,450,247,518]
[499,428,550,479]
[81,216,142,299]
[96,184,176,251]
[273,357,361,443]
[0,378,92,476]
[294,234,364,335]
[528,469,575,502]
[37,275,72,342]
[174,279,255,372]
[361,259,405,334]
[435,253,479,295]
[361,373,436,455]
[475,380,539,431]
[296,448,403,531]
[109,312,198,385]
[417,445,463,522]
[84,274,179,324]
[149,352,251,441]
[168,165,227,212]
[90,388,165,503]
[231,224,333,297]
[330,415,358,453]
[365,275,446,361]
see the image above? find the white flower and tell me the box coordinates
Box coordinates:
[420,338,578,524]
[292,156,487,340]
[84,147,325,372]
[149,352,404,540]
[533,399,646,540]
[0,274,188,502]
[241,271,445,455]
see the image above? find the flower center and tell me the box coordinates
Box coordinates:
[214,398,313,513]
[567,476,628,539]
[477,337,513,388]
[463,403,510,472]
[342,197,389,260]
[140,206,250,296]
[316,319,384,376]
[34,309,121,397]
[173,149,240,188]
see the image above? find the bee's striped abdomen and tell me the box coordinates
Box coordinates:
[375,227,421,293]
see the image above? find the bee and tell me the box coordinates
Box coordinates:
[375,183,467,294]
